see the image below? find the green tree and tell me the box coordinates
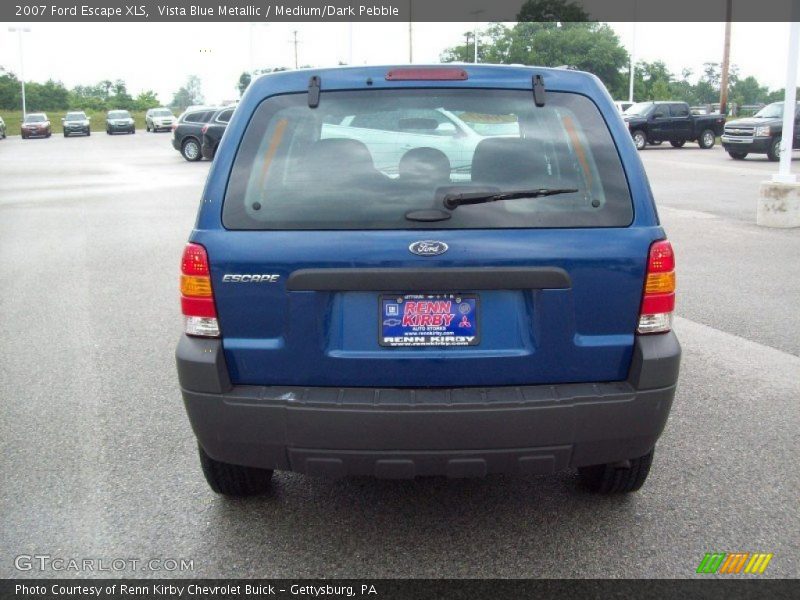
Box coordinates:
[133,90,160,111]
[631,60,673,101]
[25,79,69,110]
[440,22,629,97]
[237,72,252,96]
[98,80,113,101]
[650,79,671,101]
[109,79,134,109]
[170,75,204,111]
[765,88,800,104]
[730,76,768,106]
[69,84,109,111]
[0,71,21,110]
[516,0,589,21]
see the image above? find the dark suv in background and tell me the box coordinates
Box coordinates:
[172,106,219,161]
[201,106,235,160]
[106,110,135,134]
[62,111,91,137]
[722,101,800,161]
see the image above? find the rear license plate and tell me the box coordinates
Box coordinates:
[380,294,479,347]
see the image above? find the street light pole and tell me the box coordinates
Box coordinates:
[757,17,800,228]
[628,22,636,103]
[8,26,30,118]
[773,20,800,184]
[407,0,413,63]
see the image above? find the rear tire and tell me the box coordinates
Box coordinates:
[198,445,273,496]
[632,130,647,151]
[579,448,655,494]
[698,129,716,149]
[182,138,202,161]
[728,151,747,160]
[670,140,686,148]
[767,137,781,162]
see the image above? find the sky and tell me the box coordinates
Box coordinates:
[0,21,794,105]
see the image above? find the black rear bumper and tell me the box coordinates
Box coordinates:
[176,334,680,478]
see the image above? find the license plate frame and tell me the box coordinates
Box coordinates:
[379,293,480,347]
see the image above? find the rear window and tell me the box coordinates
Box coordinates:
[223,89,632,230]
[183,111,213,123]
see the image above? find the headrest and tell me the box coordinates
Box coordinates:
[398,147,451,185]
[305,138,376,175]
[471,138,548,187]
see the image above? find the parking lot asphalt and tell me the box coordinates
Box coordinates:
[0,134,798,578]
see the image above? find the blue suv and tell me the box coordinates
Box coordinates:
[176,65,681,496]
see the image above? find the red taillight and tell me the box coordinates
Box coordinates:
[182,243,210,275]
[385,67,468,81]
[638,240,676,334]
[180,243,219,337]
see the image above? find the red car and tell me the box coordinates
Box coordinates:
[21,113,51,139]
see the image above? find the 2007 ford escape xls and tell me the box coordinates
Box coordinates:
[176,65,681,496]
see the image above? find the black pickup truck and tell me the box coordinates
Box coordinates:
[722,101,800,161]
[623,101,725,150]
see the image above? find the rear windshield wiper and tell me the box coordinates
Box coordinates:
[443,188,578,210]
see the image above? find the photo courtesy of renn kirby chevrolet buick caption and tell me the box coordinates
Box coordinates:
[175,65,681,497]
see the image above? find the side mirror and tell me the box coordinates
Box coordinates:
[436,122,458,135]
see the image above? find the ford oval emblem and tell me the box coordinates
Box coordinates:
[409,240,449,256]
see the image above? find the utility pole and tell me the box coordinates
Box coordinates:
[719,0,733,116]
[291,30,299,69]
[464,32,472,62]
[8,26,30,117]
